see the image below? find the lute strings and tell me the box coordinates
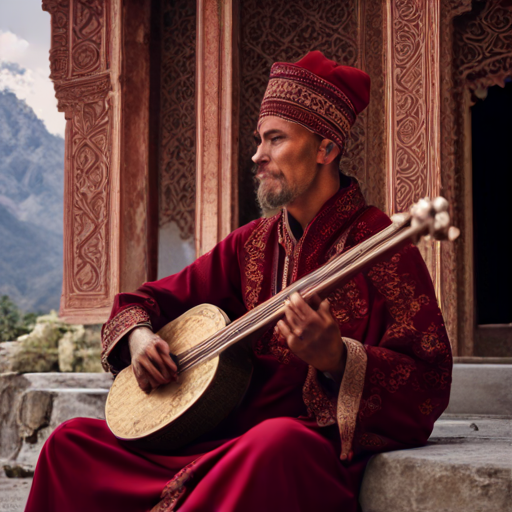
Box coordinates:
[176,216,412,373]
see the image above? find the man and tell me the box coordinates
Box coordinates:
[25,51,452,512]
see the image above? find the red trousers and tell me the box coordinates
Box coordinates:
[25,416,367,512]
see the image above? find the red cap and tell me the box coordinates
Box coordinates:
[259,51,371,151]
[294,51,370,115]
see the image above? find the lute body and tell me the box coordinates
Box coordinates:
[105,304,253,453]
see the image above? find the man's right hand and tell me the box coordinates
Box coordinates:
[128,326,178,393]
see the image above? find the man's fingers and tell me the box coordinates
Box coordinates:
[289,293,309,319]
[276,319,293,339]
[146,345,174,381]
[284,302,304,336]
[133,363,154,392]
[154,339,179,374]
[139,356,169,386]
[307,293,323,311]
[317,298,333,321]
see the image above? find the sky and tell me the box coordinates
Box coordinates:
[0,0,65,137]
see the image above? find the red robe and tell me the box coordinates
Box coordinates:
[25,181,452,512]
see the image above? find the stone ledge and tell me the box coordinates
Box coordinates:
[360,417,512,512]
[445,364,512,416]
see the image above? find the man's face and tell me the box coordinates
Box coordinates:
[252,116,321,212]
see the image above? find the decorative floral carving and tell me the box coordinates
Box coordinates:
[56,77,112,302]
[72,0,106,76]
[388,0,430,213]
[42,0,71,80]
[158,0,196,239]
[454,0,512,100]
[44,0,113,317]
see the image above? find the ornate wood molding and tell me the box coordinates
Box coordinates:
[43,0,156,323]
[455,0,512,98]
[43,0,117,322]
[385,0,443,306]
[159,0,196,241]
[195,0,239,256]
[386,0,441,213]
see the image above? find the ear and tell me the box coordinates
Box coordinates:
[316,139,340,165]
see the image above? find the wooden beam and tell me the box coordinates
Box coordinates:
[195,0,239,256]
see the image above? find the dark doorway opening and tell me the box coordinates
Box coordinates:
[471,79,512,325]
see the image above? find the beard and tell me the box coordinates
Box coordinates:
[254,168,298,214]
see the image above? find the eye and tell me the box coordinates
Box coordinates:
[271,136,283,143]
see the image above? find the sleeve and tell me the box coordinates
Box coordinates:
[303,242,452,462]
[101,221,257,373]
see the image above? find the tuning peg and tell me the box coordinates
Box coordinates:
[448,226,460,241]
[410,198,432,221]
[390,212,410,227]
[434,211,450,233]
[432,197,449,213]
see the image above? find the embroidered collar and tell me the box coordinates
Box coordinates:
[278,178,367,282]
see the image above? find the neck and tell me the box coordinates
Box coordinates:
[286,166,340,229]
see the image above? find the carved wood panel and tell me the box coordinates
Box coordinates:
[238,0,363,226]
[72,0,108,77]
[43,0,117,321]
[56,76,112,303]
[387,0,442,214]
[455,0,512,96]
[159,0,196,240]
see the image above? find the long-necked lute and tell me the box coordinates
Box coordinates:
[105,197,459,452]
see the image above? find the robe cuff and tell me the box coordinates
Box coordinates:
[337,337,368,461]
[101,305,152,373]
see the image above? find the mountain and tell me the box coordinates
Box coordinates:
[0,88,64,313]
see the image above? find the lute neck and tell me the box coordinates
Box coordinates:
[177,212,417,373]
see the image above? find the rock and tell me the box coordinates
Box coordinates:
[3,465,33,478]
[14,388,109,471]
[8,312,65,373]
[58,324,102,373]
[17,390,52,439]
[0,372,113,463]
[0,373,30,460]
[0,342,21,373]
[0,313,103,374]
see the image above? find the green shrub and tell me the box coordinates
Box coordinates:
[0,295,38,342]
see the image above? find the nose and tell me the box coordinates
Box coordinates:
[252,142,269,165]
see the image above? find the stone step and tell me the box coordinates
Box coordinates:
[13,388,109,470]
[0,372,111,463]
[445,364,512,417]
[360,416,512,512]
[22,371,113,390]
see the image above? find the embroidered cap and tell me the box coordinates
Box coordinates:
[259,51,371,153]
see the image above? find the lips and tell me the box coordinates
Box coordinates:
[256,169,282,181]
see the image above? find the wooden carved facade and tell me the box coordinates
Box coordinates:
[44,0,512,357]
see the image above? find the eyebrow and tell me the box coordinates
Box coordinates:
[254,128,285,141]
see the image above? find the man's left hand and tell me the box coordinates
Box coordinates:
[276,292,346,382]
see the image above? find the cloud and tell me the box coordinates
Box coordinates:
[0,31,29,62]
[0,30,65,137]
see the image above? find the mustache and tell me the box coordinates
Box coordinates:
[252,164,285,180]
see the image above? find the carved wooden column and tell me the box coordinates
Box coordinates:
[439,0,473,354]
[43,0,157,323]
[385,0,446,333]
[195,0,239,256]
